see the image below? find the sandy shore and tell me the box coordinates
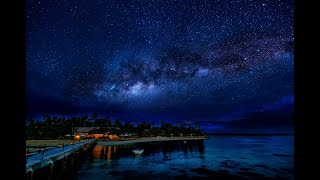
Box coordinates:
[97,136,206,146]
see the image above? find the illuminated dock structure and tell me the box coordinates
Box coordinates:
[26,139,96,175]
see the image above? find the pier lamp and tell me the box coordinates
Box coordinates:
[41,148,45,160]
[26,152,29,163]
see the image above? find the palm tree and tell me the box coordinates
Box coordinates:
[44,113,52,125]
[123,121,134,133]
[195,121,200,131]
[113,119,123,132]
[89,112,98,123]
[136,121,151,136]
[81,114,88,127]
[93,118,100,127]
[102,117,112,127]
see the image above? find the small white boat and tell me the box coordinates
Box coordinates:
[132,149,144,155]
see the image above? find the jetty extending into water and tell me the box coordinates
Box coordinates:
[26,139,96,177]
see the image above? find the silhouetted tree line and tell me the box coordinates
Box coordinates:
[26,113,204,140]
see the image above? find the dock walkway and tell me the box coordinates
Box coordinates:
[26,139,96,173]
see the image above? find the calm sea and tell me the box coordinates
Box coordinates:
[65,135,294,179]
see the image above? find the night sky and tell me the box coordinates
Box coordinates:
[26,0,294,133]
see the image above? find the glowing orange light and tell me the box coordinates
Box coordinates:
[109,134,118,139]
[74,135,81,140]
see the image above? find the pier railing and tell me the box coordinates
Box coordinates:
[26,139,96,173]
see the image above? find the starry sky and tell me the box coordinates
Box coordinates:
[26,0,294,133]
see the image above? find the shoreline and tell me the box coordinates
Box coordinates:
[97,136,206,146]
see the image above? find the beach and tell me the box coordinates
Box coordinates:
[97,136,206,146]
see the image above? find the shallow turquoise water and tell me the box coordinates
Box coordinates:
[74,136,294,179]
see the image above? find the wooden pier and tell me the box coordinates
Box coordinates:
[26,139,96,174]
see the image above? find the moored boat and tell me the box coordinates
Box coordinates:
[132,149,144,155]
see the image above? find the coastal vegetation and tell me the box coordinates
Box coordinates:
[26,113,204,140]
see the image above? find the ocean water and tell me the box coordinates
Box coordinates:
[73,135,294,180]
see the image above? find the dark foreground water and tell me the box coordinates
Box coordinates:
[73,135,293,180]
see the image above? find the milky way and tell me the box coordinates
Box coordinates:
[26,0,294,132]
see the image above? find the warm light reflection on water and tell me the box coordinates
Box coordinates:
[93,145,120,161]
[107,146,111,160]
[92,145,102,159]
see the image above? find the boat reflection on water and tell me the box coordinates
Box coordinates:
[132,151,143,158]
